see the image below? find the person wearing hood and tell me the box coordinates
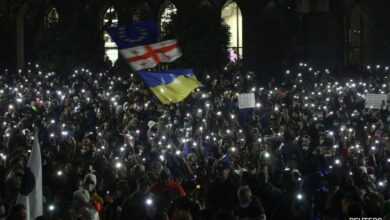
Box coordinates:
[72,189,99,220]
[83,174,103,218]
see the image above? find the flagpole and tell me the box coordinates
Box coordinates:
[236,3,240,58]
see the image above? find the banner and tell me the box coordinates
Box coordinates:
[365,93,388,109]
[238,93,256,109]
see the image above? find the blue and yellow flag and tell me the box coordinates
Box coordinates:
[137,69,202,104]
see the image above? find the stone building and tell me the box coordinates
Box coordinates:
[1,0,389,77]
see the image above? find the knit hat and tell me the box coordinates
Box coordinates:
[73,189,90,203]
[148,120,156,129]
[84,173,97,186]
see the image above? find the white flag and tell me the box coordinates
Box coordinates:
[16,131,43,220]
[120,39,182,71]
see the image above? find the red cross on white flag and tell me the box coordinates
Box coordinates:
[119,39,182,71]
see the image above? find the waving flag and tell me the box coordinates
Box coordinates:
[16,131,43,220]
[137,69,202,104]
[106,21,181,71]
[106,21,159,48]
[120,40,182,71]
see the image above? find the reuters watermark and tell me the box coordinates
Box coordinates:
[349,218,382,220]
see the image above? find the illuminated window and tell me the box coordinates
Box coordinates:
[160,1,177,36]
[345,5,362,67]
[103,7,119,65]
[221,1,243,61]
[45,7,59,27]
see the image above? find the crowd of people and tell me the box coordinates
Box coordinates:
[1,62,390,220]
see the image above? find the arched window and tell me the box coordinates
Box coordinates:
[103,6,119,66]
[45,7,59,27]
[221,1,243,61]
[160,1,177,36]
[345,5,362,67]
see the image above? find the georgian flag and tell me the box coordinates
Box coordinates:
[120,40,182,71]
[106,22,181,71]
[16,131,43,220]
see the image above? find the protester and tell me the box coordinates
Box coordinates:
[233,185,266,220]
[121,176,157,220]
[83,173,104,218]
[1,63,390,220]
[6,204,26,220]
[150,168,186,206]
[206,162,239,212]
[73,189,99,220]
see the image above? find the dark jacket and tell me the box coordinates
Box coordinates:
[120,191,156,220]
[206,174,240,212]
[252,182,282,218]
[233,196,266,220]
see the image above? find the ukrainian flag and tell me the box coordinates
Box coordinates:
[137,69,202,104]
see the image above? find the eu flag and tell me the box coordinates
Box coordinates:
[106,21,160,49]
[137,69,202,104]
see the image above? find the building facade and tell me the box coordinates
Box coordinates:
[0,0,389,77]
